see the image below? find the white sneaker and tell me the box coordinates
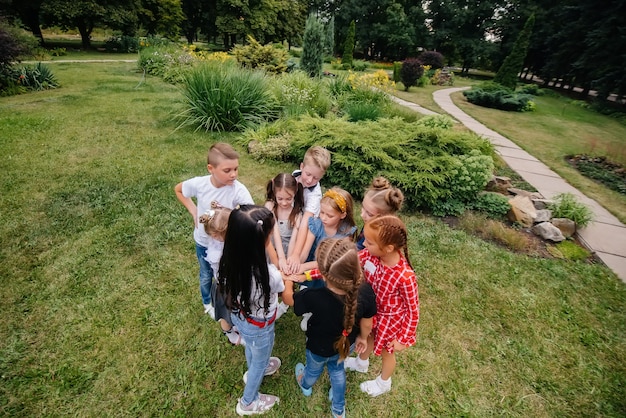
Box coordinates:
[360,375,391,397]
[275,302,289,320]
[243,357,282,383]
[203,303,215,319]
[344,356,369,373]
[236,393,279,415]
[224,328,243,345]
[300,312,312,331]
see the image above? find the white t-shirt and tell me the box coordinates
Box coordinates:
[292,169,322,216]
[181,175,254,247]
[204,239,224,276]
[243,263,285,320]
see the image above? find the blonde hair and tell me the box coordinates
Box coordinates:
[199,205,232,240]
[315,238,362,360]
[207,142,239,166]
[320,187,357,239]
[364,215,413,269]
[303,146,331,172]
[363,176,404,215]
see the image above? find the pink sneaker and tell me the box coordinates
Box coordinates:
[236,393,279,415]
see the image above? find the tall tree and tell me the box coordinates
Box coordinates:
[428,0,498,73]
[493,13,534,89]
[41,0,139,48]
[0,0,46,45]
[301,13,324,77]
[138,0,184,40]
[341,19,355,66]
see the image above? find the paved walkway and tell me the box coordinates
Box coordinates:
[394,89,626,283]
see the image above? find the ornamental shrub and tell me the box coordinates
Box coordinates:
[468,191,511,219]
[256,115,495,211]
[342,20,355,68]
[300,14,325,77]
[400,58,424,91]
[548,192,594,228]
[232,36,289,74]
[270,70,331,117]
[463,86,534,112]
[177,61,279,132]
[417,51,445,69]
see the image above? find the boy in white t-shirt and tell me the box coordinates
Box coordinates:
[175,142,254,317]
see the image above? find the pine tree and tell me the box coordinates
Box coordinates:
[342,20,355,68]
[301,13,325,77]
[494,14,535,89]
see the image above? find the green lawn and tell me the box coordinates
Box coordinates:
[1,62,625,417]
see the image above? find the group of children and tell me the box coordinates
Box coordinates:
[175,143,419,417]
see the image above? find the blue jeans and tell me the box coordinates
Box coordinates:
[195,243,213,305]
[301,349,346,415]
[231,313,276,406]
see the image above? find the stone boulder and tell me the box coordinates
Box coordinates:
[507,195,537,227]
[551,218,576,238]
[534,209,552,223]
[532,222,566,242]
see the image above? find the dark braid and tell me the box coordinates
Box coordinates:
[366,215,413,269]
[315,238,362,360]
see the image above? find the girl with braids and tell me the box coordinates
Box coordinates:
[219,205,284,416]
[282,238,371,418]
[345,215,419,397]
[356,176,404,250]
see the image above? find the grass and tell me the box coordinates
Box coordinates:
[392,78,626,224]
[1,61,626,417]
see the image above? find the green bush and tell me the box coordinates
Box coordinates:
[392,61,402,83]
[105,35,139,53]
[239,119,293,161]
[232,36,289,74]
[270,70,331,117]
[469,192,511,219]
[343,102,384,122]
[352,60,369,71]
[548,192,594,228]
[400,58,424,91]
[177,61,279,132]
[337,86,391,121]
[269,115,494,211]
[138,45,194,82]
[463,85,535,112]
[416,115,454,129]
[16,62,59,90]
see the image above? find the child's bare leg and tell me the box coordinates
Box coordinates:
[380,349,396,381]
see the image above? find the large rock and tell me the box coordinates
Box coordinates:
[551,218,576,238]
[532,222,566,242]
[507,195,537,227]
[486,176,513,193]
[508,188,544,200]
[534,209,552,223]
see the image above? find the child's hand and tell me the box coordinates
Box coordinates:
[282,273,305,283]
[353,335,368,354]
[286,254,300,274]
[278,258,290,273]
[386,339,408,353]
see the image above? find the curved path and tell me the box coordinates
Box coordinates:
[430,87,626,283]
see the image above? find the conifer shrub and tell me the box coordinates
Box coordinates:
[341,20,355,68]
[232,36,289,74]
[246,115,495,212]
[400,58,424,91]
[300,14,325,77]
[463,84,535,112]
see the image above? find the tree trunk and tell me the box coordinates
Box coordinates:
[77,22,92,49]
